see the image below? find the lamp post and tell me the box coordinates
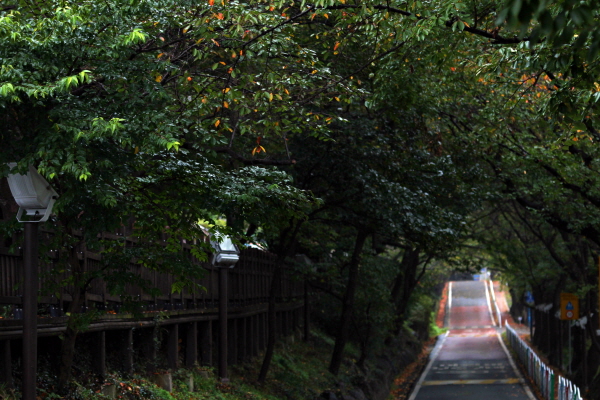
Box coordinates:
[6,163,58,400]
[210,235,240,382]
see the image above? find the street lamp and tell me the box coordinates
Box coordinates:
[7,163,58,223]
[211,234,240,381]
[6,163,58,400]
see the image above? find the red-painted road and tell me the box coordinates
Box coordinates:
[409,280,534,400]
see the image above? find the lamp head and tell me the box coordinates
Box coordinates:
[210,234,240,268]
[6,163,58,222]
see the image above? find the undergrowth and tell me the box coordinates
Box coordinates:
[3,330,361,400]
[429,311,447,337]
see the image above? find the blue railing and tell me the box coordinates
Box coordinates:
[506,322,583,400]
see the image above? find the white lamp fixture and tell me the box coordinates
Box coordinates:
[6,163,58,223]
[211,234,240,267]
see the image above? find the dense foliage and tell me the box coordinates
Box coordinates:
[4,0,600,396]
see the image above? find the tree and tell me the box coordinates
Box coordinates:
[0,0,336,389]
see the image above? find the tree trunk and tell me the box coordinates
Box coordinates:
[257,222,302,383]
[57,242,86,392]
[57,287,85,392]
[328,228,369,376]
[389,248,421,333]
[257,261,282,383]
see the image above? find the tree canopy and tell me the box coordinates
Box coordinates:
[5,0,600,395]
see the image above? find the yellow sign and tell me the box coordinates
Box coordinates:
[560,293,579,321]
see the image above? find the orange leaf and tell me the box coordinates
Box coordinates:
[215,120,221,127]
[252,145,266,155]
[223,101,229,108]
[155,75,163,82]
[212,39,220,47]
[157,53,164,58]
[333,42,340,51]
[208,0,214,5]
[216,12,224,20]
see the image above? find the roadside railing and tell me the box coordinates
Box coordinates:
[558,376,583,400]
[487,280,502,326]
[506,322,584,400]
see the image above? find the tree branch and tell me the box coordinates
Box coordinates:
[213,146,296,166]
[325,3,526,45]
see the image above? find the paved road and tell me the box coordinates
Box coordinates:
[409,280,534,400]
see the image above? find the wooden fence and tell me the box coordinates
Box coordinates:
[0,235,303,308]
[0,238,306,386]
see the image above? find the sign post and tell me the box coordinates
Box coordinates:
[525,291,534,337]
[560,292,579,374]
[560,293,579,321]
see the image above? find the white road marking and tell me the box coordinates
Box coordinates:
[407,331,449,400]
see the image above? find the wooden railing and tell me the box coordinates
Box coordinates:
[0,244,304,313]
[0,240,307,384]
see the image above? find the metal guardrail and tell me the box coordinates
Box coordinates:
[487,280,502,326]
[506,322,584,400]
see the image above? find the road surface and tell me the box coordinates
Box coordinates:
[409,280,535,400]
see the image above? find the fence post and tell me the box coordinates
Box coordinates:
[185,322,198,367]
[94,331,106,378]
[550,371,554,400]
[168,324,179,370]
[0,339,12,388]
[559,377,562,400]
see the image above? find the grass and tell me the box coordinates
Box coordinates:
[429,310,448,337]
